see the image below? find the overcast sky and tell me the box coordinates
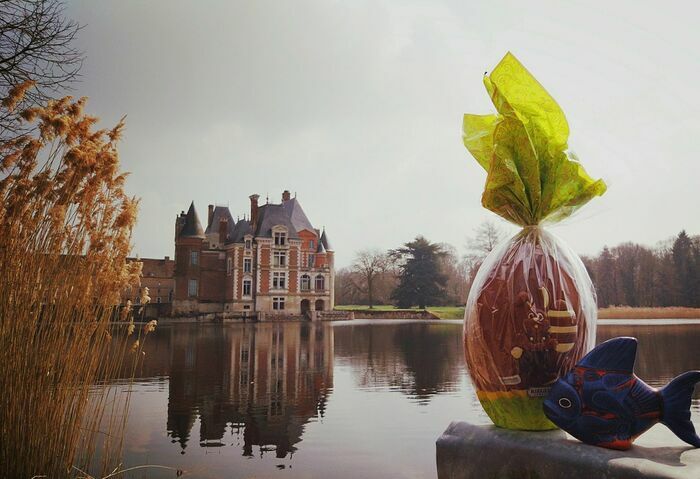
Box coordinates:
[67,0,700,267]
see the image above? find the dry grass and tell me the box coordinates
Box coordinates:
[598,306,700,319]
[0,84,154,477]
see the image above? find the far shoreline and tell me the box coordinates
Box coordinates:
[336,305,700,321]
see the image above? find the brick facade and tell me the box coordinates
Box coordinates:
[171,191,335,316]
[123,256,175,305]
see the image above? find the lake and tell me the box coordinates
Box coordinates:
[113,320,700,478]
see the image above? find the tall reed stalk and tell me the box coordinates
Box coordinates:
[0,83,150,477]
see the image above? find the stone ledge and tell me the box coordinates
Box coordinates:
[436,421,700,479]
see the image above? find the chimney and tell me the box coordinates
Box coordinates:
[282,190,291,202]
[219,218,228,244]
[175,212,185,239]
[208,204,214,229]
[249,194,260,227]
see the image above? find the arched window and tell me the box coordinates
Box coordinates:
[315,274,325,291]
[301,274,311,291]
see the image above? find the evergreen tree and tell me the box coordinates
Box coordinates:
[390,236,447,309]
[672,231,697,307]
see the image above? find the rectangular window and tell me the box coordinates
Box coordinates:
[308,253,315,268]
[190,250,199,265]
[309,240,314,249]
[244,258,252,273]
[243,279,252,296]
[272,272,286,289]
[273,251,286,267]
[274,232,286,246]
[273,297,285,310]
[245,239,251,249]
[188,279,198,297]
[226,257,232,276]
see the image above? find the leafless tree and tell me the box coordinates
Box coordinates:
[462,220,506,293]
[0,0,83,138]
[349,249,391,308]
[438,243,471,305]
[334,267,363,305]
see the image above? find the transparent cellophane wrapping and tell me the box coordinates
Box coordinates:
[464,227,597,430]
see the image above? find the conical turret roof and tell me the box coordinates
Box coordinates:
[320,228,333,251]
[179,201,205,238]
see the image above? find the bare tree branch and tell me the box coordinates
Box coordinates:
[349,249,390,308]
[0,0,83,140]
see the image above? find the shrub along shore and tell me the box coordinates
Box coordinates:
[335,305,700,320]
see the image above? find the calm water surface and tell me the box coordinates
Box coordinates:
[114,320,700,478]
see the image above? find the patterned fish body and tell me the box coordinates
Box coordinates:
[543,337,700,450]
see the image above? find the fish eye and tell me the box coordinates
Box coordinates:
[558,397,572,409]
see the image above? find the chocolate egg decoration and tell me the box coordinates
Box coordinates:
[461,53,606,430]
[464,227,596,429]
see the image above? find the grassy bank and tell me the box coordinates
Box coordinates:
[598,306,700,319]
[336,305,465,319]
[336,305,700,320]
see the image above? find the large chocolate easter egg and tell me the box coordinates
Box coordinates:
[464,228,597,430]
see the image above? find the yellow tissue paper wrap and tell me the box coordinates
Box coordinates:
[462,53,606,430]
[463,52,606,226]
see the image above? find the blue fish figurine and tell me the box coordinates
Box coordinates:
[543,336,700,450]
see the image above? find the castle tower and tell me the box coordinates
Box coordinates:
[173,202,206,314]
[320,228,335,309]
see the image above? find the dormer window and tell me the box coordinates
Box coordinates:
[274,231,287,246]
[245,239,252,249]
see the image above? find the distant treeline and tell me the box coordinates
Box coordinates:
[582,230,700,308]
[335,225,699,309]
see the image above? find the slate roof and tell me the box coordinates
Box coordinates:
[229,219,253,243]
[281,198,315,233]
[178,195,330,247]
[254,203,300,239]
[179,202,205,238]
[316,241,326,253]
[205,206,235,238]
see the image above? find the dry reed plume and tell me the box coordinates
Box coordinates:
[0,82,154,477]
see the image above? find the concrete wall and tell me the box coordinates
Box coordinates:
[436,421,700,479]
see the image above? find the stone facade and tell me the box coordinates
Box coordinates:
[172,190,335,316]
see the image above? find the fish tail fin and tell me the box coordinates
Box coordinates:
[660,371,700,447]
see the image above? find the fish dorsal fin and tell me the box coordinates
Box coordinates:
[579,337,638,373]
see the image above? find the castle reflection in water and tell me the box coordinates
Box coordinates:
[135,323,333,458]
